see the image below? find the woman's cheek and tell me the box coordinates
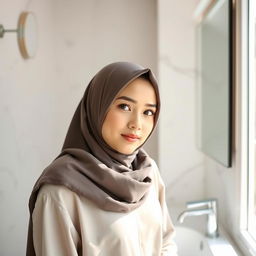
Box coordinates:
[111,111,126,127]
[144,116,154,130]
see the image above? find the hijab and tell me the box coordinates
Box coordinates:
[26,61,161,255]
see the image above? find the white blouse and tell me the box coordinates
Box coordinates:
[32,161,178,256]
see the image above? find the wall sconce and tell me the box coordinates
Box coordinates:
[0,11,37,59]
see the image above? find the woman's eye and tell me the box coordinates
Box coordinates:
[118,104,130,111]
[144,110,155,116]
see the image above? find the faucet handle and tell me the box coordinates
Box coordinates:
[187,199,217,209]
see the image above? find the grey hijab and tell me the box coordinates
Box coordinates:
[26,61,160,255]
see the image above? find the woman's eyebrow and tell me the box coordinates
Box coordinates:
[116,96,136,103]
[116,96,157,108]
[146,103,157,108]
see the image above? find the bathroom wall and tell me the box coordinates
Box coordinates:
[0,0,157,255]
[157,0,205,214]
[0,1,58,255]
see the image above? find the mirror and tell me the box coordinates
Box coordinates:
[196,0,232,167]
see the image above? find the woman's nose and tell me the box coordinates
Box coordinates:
[127,113,142,130]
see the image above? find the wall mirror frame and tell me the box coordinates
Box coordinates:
[0,11,37,59]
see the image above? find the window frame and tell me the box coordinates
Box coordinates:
[239,0,256,254]
[247,0,256,240]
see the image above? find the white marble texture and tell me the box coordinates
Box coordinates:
[0,1,59,255]
[157,0,205,210]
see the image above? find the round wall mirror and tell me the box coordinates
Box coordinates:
[17,12,37,59]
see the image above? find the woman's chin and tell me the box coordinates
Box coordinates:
[115,145,139,155]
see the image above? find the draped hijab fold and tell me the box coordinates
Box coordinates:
[26,61,161,256]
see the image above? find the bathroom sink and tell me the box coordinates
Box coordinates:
[174,226,239,256]
[174,226,213,256]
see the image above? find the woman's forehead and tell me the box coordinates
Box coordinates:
[116,78,156,99]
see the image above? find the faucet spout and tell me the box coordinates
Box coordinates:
[178,208,212,223]
[177,199,218,238]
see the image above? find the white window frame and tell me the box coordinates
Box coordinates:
[247,0,256,241]
[239,0,256,255]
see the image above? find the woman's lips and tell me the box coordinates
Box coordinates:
[121,134,140,142]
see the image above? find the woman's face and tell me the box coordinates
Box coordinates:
[102,77,157,154]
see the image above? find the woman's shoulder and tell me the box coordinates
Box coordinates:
[37,184,80,209]
[147,157,167,194]
[149,157,158,170]
[148,157,160,179]
[39,183,75,196]
[33,184,82,233]
[146,157,161,190]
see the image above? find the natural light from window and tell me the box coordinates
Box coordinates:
[248,0,256,242]
[240,1,256,255]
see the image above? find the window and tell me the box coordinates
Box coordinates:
[247,0,256,241]
[240,0,256,253]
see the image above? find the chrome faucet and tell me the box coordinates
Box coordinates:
[177,199,218,238]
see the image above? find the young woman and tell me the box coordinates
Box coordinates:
[26,61,178,256]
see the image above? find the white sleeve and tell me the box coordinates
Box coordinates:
[32,189,81,256]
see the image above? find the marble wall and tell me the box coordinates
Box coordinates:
[157,0,204,216]
[0,1,58,254]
